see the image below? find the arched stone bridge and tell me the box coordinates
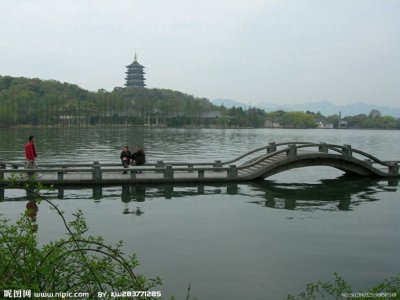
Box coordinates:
[1,142,399,185]
[232,142,399,180]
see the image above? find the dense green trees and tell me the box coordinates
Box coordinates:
[342,113,399,129]
[1,75,400,129]
[0,76,217,127]
[224,107,266,127]
[0,76,92,126]
[262,109,400,130]
[264,110,319,128]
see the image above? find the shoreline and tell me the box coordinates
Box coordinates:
[0,124,399,130]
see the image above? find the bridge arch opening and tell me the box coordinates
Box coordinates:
[265,166,346,183]
[255,156,378,180]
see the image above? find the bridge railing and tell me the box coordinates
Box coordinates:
[0,160,217,170]
[0,161,238,182]
[1,142,399,180]
[230,142,399,176]
[0,142,341,172]
[0,157,241,181]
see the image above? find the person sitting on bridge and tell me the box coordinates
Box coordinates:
[120,146,131,173]
[131,145,146,166]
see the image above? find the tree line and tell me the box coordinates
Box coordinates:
[0,76,217,127]
[1,75,399,129]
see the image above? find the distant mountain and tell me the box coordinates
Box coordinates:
[334,102,400,118]
[211,99,400,118]
[212,98,249,108]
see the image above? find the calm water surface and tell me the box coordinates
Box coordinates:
[1,128,400,299]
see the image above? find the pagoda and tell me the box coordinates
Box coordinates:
[125,53,146,88]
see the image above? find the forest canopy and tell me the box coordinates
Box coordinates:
[1,76,399,129]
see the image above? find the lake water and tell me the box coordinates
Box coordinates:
[1,128,400,299]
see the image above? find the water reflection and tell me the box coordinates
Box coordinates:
[93,186,102,202]
[123,206,144,216]
[25,189,39,232]
[249,176,398,211]
[68,177,396,212]
[121,185,144,215]
[1,177,397,217]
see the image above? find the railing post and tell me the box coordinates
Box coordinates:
[58,166,67,181]
[0,163,5,180]
[92,161,102,182]
[164,165,174,179]
[213,160,223,172]
[388,162,399,175]
[342,144,352,158]
[188,164,194,173]
[156,161,164,173]
[227,165,238,178]
[267,142,276,154]
[213,160,222,168]
[286,144,297,158]
[198,169,204,179]
[318,143,328,153]
[130,170,136,180]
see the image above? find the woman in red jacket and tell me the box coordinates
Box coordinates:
[25,135,38,171]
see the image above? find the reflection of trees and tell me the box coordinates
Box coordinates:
[249,176,398,211]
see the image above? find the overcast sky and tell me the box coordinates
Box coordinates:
[0,0,399,107]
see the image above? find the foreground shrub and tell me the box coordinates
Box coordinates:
[287,272,400,300]
[0,186,161,299]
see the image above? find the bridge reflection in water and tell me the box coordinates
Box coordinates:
[2,176,397,213]
[249,176,398,211]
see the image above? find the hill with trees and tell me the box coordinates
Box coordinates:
[1,75,399,129]
[0,76,219,127]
